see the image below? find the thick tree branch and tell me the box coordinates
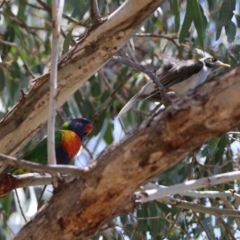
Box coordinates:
[15,66,240,239]
[0,0,166,177]
[0,173,73,197]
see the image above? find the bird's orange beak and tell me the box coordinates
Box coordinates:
[84,123,93,134]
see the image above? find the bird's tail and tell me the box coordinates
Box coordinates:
[117,93,140,117]
[118,80,157,117]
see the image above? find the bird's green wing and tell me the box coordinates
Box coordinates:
[10,131,63,174]
[23,131,63,163]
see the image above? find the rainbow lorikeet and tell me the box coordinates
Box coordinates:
[11,118,93,174]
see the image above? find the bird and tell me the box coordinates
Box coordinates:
[118,57,230,117]
[10,118,93,174]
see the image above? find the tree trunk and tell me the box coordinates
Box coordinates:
[15,67,240,239]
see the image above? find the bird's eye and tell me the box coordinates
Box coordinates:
[209,58,217,63]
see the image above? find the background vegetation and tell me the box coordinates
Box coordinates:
[0,0,240,239]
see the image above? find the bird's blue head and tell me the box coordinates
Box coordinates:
[61,118,93,139]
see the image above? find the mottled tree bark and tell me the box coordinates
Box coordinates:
[15,66,240,239]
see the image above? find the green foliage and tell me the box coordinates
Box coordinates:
[179,0,208,48]
[0,0,240,239]
[169,0,180,32]
[189,0,207,48]
[62,28,75,55]
[0,68,6,92]
[216,0,236,40]
[225,21,236,43]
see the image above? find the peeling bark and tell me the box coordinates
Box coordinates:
[0,0,165,176]
[15,66,240,239]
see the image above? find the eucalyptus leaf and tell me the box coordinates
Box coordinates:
[218,43,228,63]
[169,0,180,32]
[207,0,216,11]
[62,28,74,55]
[179,1,192,43]
[225,21,236,43]
[1,25,15,60]
[103,121,114,144]
[0,68,5,92]
[136,204,148,235]
[216,0,236,40]
[189,0,206,48]
[235,14,240,28]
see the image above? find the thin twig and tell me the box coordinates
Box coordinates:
[112,56,168,103]
[118,118,127,135]
[198,159,234,174]
[189,152,198,178]
[57,110,65,123]
[147,102,162,117]
[0,39,35,78]
[0,153,89,176]
[134,33,179,49]
[158,196,240,218]
[91,71,135,122]
[82,143,94,159]
[192,211,212,240]
[89,0,101,25]
[37,185,47,210]
[15,1,69,42]
[220,197,240,229]
[115,223,146,240]
[162,209,181,239]
[218,217,236,240]
[22,0,82,25]
[0,0,9,9]
[14,189,27,223]
[100,70,126,104]
[187,152,212,240]
[0,1,4,9]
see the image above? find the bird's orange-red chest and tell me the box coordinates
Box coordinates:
[60,130,82,159]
